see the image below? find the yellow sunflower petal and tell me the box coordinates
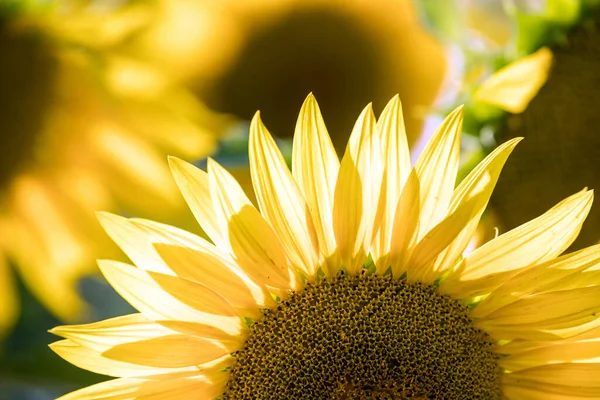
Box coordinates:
[407,193,486,282]
[208,158,294,290]
[249,112,319,278]
[102,334,231,368]
[51,339,198,378]
[153,243,262,314]
[442,189,593,297]
[97,214,266,312]
[389,171,422,277]
[489,316,600,342]
[97,212,171,274]
[477,286,600,328]
[472,245,600,319]
[499,325,600,357]
[476,47,553,114]
[168,157,226,249]
[372,95,411,272]
[388,106,463,276]
[130,218,218,251]
[411,105,463,240]
[50,314,174,352]
[503,387,600,400]
[502,383,600,399]
[132,219,271,310]
[499,339,557,357]
[501,341,600,372]
[502,363,600,395]
[333,104,380,274]
[145,271,238,320]
[50,313,240,362]
[422,137,522,281]
[50,314,229,376]
[292,94,340,274]
[97,214,266,313]
[56,371,227,400]
[98,260,244,339]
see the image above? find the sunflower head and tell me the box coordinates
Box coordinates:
[0,2,59,188]
[0,0,226,337]
[130,0,446,153]
[51,94,600,399]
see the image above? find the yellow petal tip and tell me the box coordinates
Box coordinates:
[95,211,122,226]
[167,155,182,166]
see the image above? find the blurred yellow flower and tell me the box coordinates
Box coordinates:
[476,47,553,114]
[0,1,225,336]
[51,95,600,398]
[127,0,446,152]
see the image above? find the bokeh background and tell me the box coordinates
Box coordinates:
[0,0,599,398]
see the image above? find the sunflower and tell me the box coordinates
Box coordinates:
[128,0,445,152]
[51,94,600,398]
[0,1,224,336]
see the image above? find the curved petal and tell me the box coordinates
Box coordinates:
[50,314,174,352]
[501,363,600,395]
[388,107,463,276]
[103,334,231,368]
[57,371,227,400]
[154,243,262,314]
[168,157,226,249]
[208,158,294,291]
[472,245,600,319]
[410,138,522,282]
[249,112,319,278]
[411,106,463,240]
[98,260,244,340]
[502,383,600,400]
[389,170,421,277]
[477,286,600,329]
[442,189,593,297]
[50,314,239,368]
[292,94,339,274]
[97,212,172,274]
[371,95,411,272]
[96,216,270,312]
[50,339,198,378]
[133,219,271,309]
[501,341,600,372]
[332,104,380,274]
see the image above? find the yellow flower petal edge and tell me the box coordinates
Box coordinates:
[52,94,600,399]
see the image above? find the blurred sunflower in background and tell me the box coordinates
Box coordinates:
[0,0,227,339]
[51,95,600,399]
[125,0,446,153]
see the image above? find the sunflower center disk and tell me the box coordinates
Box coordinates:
[224,272,501,399]
[0,18,58,190]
